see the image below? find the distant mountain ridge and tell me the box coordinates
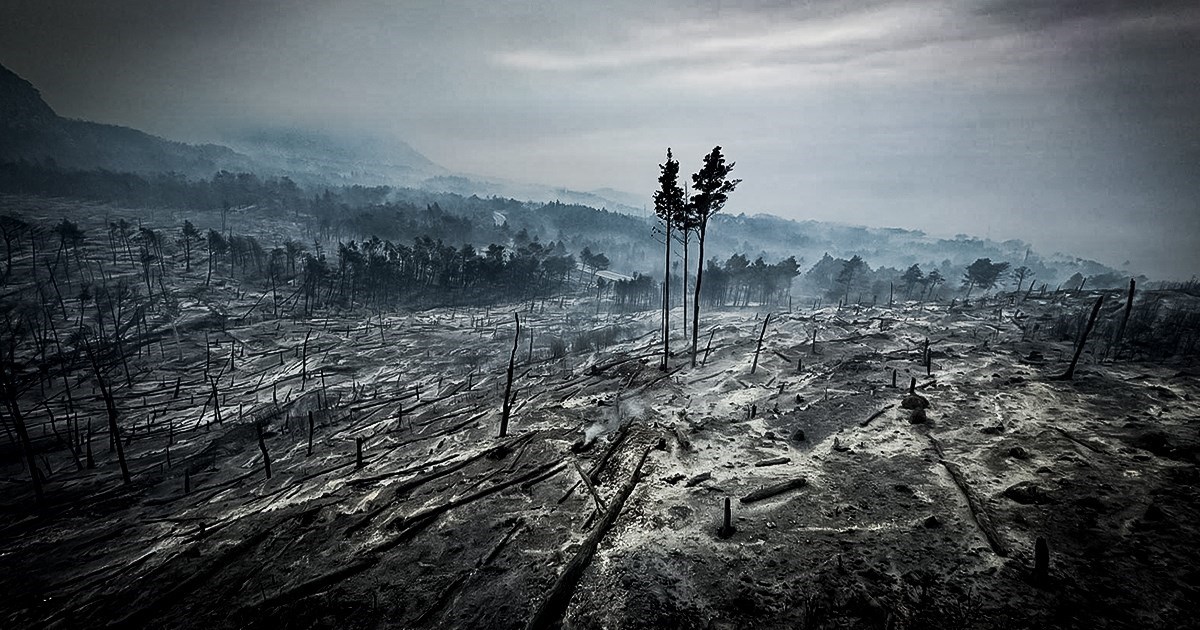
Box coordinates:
[0,64,56,124]
[0,63,259,177]
[0,62,644,213]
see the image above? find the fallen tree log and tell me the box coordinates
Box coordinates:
[246,556,380,615]
[740,477,807,504]
[930,436,1009,556]
[557,421,632,504]
[524,445,653,630]
[1051,426,1107,454]
[373,460,565,555]
[860,404,894,428]
[107,527,275,628]
[415,518,525,625]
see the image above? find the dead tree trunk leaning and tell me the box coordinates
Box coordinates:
[99,379,131,483]
[87,343,131,484]
[1022,281,1036,302]
[524,446,652,630]
[1113,279,1136,358]
[751,313,771,375]
[701,329,716,366]
[499,313,521,438]
[1054,295,1104,380]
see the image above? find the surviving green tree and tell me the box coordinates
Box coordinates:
[963,258,1010,298]
[924,269,945,300]
[687,146,740,366]
[837,255,866,304]
[901,264,924,299]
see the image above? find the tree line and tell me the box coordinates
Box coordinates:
[801,252,1053,305]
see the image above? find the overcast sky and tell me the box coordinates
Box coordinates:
[2,0,1197,278]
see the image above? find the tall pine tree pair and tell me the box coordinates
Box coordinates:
[654,146,740,368]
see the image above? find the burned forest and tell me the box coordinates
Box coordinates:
[2,182,1199,629]
[3,3,1200,628]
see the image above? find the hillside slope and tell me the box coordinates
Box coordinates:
[0,64,259,177]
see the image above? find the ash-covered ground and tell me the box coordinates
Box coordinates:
[2,250,1198,629]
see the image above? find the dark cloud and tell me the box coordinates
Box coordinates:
[975,0,1199,27]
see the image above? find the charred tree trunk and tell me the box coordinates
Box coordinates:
[208,377,223,425]
[1055,295,1104,380]
[681,232,689,349]
[499,313,520,438]
[307,410,315,457]
[751,313,771,375]
[89,348,131,484]
[301,330,312,383]
[525,446,652,630]
[1113,279,1136,358]
[661,218,671,370]
[690,225,707,367]
[1033,536,1050,584]
[718,497,735,538]
[256,420,272,479]
[701,329,715,366]
[84,420,94,469]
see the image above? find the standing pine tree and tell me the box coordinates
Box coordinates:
[837,255,866,304]
[654,148,686,369]
[901,264,923,299]
[688,146,740,366]
[963,258,1009,298]
[924,269,944,300]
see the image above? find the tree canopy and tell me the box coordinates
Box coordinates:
[963,258,1010,295]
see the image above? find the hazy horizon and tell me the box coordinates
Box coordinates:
[2,0,1197,279]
